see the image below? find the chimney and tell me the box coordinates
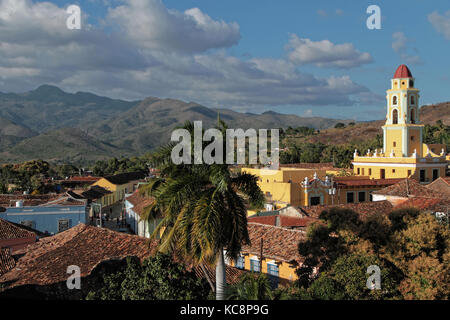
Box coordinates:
[275,215,280,227]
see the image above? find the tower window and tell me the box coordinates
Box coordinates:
[410,109,415,124]
[392,96,398,105]
[402,81,405,85]
[411,136,414,141]
[392,109,398,124]
[409,80,414,87]
[410,95,415,105]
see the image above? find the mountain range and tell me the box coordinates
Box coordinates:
[0,85,447,164]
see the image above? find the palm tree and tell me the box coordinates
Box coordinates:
[140,121,264,300]
[227,273,290,300]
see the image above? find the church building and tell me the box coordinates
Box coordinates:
[352,65,447,183]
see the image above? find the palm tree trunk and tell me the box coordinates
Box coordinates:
[215,248,226,300]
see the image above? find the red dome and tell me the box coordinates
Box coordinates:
[393,64,412,78]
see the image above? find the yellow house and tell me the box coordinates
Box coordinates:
[91,171,146,207]
[352,65,447,183]
[241,166,401,209]
[228,222,305,286]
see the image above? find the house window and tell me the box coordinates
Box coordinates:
[235,256,245,269]
[411,136,414,141]
[58,219,70,233]
[408,170,412,177]
[419,170,426,182]
[433,169,439,181]
[393,141,396,147]
[250,259,261,272]
[267,263,279,277]
[362,168,365,175]
[358,192,366,202]
[310,197,321,206]
[392,109,398,124]
[392,169,396,173]
[346,192,354,204]
[357,168,360,175]
[368,168,372,175]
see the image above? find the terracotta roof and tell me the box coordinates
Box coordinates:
[0,248,15,276]
[280,163,336,170]
[248,215,317,228]
[81,186,112,200]
[242,223,306,263]
[297,200,394,219]
[126,191,154,217]
[0,224,245,289]
[0,218,36,241]
[393,64,413,78]
[41,196,86,207]
[334,178,403,187]
[67,176,100,182]
[104,171,146,186]
[372,179,447,199]
[0,194,60,207]
[394,197,450,212]
[0,224,158,288]
[426,177,450,196]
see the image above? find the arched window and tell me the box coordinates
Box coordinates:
[410,95,415,105]
[410,109,415,124]
[392,95,397,105]
[392,109,398,124]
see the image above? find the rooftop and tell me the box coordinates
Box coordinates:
[296,200,394,220]
[393,64,413,79]
[372,179,448,199]
[242,222,306,263]
[103,171,146,186]
[125,191,154,217]
[0,218,36,241]
[0,248,15,276]
[247,215,318,229]
[0,223,244,290]
[395,197,450,212]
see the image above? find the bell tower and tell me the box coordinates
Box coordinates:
[383,64,422,157]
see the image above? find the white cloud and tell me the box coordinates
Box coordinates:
[106,0,240,53]
[428,11,450,40]
[392,32,421,65]
[0,0,381,111]
[286,35,373,69]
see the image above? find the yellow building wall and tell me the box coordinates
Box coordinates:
[230,255,298,283]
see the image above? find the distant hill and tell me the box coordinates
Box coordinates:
[288,102,450,146]
[0,85,448,163]
[0,128,131,164]
[88,98,353,152]
[0,85,139,132]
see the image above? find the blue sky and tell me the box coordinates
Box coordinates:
[1,0,449,120]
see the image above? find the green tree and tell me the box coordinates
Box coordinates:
[86,254,210,300]
[140,121,264,300]
[226,273,287,300]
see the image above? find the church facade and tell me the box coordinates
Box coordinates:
[352,65,447,183]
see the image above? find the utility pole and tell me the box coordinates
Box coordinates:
[259,238,263,274]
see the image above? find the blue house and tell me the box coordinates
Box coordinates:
[0,195,88,235]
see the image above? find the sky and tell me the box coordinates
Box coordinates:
[0,0,449,121]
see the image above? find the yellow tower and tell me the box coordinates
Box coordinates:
[352,65,447,183]
[383,64,422,157]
